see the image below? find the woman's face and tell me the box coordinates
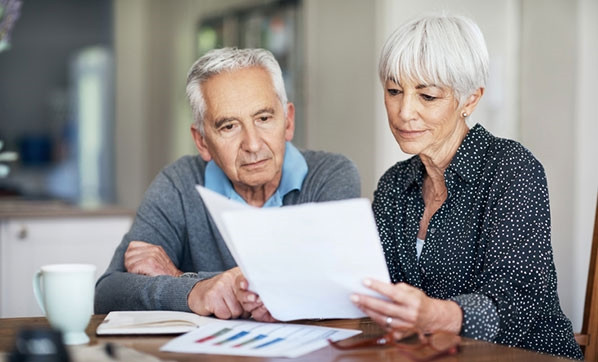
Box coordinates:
[383,78,466,159]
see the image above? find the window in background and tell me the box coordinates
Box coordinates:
[196,0,305,147]
[0,0,114,204]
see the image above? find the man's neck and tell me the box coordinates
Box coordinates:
[233,179,281,207]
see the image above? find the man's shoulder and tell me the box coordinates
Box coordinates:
[160,155,207,183]
[144,155,207,198]
[300,148,356,170]
[288,148,360,202]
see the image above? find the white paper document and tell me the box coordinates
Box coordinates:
[197,186,391,321]
[160,317,361,358]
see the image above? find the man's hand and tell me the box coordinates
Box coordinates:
[187,267,249,319]
[234,275,277,322]
[124,241,182,277]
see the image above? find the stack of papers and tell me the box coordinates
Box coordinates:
[197,186,391,321]
[160,317,361,358]
[96,311,362,358]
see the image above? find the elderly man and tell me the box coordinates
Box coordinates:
[94,48,360,321]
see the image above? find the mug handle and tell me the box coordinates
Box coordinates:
[32,270,46,315]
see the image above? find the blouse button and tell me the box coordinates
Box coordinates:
[430,228,436,234]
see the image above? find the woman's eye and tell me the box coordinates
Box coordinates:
[421,94,437,101]
[387,89,400,96]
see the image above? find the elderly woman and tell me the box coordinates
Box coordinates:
[350,13,583,359]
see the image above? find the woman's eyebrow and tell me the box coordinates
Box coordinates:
[416,84,438,89]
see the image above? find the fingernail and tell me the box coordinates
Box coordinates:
[247,294,256,302]
[240,281,247,289]
[363,278,372,287]
[350,294,360,303]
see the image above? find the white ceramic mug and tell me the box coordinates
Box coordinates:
[32,264,96,345]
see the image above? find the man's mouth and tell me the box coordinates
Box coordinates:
[241,158,269,168]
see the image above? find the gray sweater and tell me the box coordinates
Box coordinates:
[95,150,361,313]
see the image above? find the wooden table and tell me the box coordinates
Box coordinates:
[0,315,574,361]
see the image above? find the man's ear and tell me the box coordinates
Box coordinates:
[190,126,212,162]
[462,88,484,116]
[284,102,295,142]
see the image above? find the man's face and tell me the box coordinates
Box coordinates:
[192,66,295,194]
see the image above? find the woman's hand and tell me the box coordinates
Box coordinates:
[351,278,463,338]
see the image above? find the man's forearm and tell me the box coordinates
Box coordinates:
[94,271,198,313]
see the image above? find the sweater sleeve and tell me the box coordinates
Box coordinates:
[94,167,211,313]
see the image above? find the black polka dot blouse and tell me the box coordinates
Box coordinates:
[372,124,583,359]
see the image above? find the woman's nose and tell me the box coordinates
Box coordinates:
[398,95,417,121]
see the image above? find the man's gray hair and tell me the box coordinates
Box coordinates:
[379,13,489,106]
[186,47,288,135]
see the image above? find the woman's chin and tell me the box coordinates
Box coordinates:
[396,142,422,156]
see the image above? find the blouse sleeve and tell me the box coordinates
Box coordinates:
[450,154,557,345]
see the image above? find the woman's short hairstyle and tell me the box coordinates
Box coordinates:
[186,47,288,135]
[379,13,489,106]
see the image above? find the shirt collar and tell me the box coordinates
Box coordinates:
[395,124,493,191]
[447,124,494,184]
[204,142,308,207]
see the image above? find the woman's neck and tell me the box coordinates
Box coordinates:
[419,122,469,174]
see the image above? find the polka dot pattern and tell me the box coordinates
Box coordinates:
[372,124,583,359]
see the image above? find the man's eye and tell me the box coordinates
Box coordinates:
[221,124,235,131]
[387,89,400,96]
[421,94,437,101]
[258,116,270,122]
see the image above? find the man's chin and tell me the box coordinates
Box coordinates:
[238,171,279,189]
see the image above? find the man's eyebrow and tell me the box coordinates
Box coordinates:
[252,107,275,118]
[213,117,237,129]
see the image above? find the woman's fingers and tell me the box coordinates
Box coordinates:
[352,280,430,330]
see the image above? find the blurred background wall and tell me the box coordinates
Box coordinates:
[0,0,596,332]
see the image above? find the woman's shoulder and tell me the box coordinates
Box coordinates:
[467,124,543,172]
[486,134,544,172]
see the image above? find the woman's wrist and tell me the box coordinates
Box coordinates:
[425,298,463,334]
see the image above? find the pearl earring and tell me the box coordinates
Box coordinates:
[462,112,468,118]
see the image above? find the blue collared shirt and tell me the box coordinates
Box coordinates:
[204,142,308,207]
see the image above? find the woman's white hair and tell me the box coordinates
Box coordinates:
[379,13,489,106]
[186,47,288,135]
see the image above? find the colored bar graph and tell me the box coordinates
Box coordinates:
[195,328,232,343]
[254,337,284,349]
[233,334,267,348]
[214,330,249,345]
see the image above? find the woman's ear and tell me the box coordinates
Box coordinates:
[462,88,485,116]
[190,126,212,162]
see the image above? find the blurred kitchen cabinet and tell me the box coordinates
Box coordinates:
[0,206,133,317]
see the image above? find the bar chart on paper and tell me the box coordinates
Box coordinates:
[160,319,361,358]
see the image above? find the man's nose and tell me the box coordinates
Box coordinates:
[241,125,261,152]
